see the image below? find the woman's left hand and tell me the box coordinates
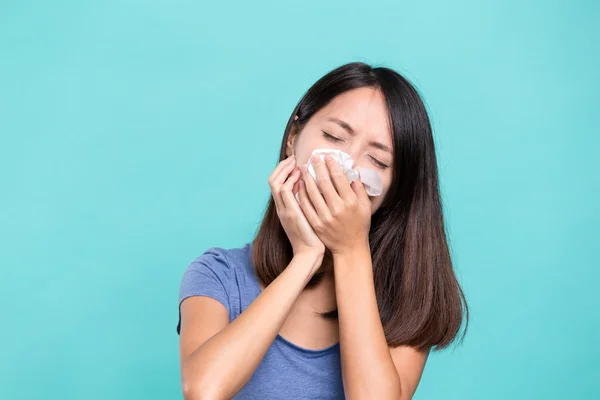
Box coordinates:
[297,154,372,255]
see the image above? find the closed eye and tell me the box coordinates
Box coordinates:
[322,131,343,142]
[369,156,389,169]
[324,131,388,169]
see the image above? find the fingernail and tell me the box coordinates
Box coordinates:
[311,155,320,163]
[324,154,333,161]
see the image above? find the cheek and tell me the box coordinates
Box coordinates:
[369,176,392,213]
[291,144,309,167]
[369,192,385,214]
[292,135,316,166]
[293,126,338,166]
[370,198,380,214]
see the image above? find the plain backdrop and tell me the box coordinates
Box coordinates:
[1,1,598,399]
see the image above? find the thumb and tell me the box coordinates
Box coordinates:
[351,167,370,202]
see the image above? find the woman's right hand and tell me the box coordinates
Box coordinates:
[268,155,325,257]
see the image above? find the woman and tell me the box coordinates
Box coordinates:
[177,62,468,399]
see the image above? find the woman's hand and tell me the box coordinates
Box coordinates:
[269,155,325,257]
[297,154,372,255]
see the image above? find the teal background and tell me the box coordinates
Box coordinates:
[1,0,598,399]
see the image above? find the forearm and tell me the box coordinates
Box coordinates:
[184,251,324,400]
[333,244,402,399]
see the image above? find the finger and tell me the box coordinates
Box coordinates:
[269,156,296,210]
[310,154,340,206]
[269,155,296,187]
[268,155,294,180]
[352,167,371,203]
[324,154,355,201]
[278,167,300,210]
[297,179,321,229]
[301,163,331,219]
[280,169,301,209]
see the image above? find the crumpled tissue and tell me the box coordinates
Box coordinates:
[295,148,383,201]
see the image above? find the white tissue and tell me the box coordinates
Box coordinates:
[298,148,383,198]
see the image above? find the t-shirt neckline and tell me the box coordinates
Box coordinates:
[246,241,341,356]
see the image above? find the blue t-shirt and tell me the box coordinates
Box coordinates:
[177,242,345,399]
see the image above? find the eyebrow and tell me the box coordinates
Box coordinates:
[326,117,392,153]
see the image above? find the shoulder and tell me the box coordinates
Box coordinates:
[178,242,253,315]
[181,242,254,291]
[187,242,253,274]
[177,242,256,334]
[188,246,231,272]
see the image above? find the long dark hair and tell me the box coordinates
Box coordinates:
[253,62,468,350]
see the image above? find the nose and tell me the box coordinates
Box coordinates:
[344,145,363,169]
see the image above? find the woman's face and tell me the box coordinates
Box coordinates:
[286,87,394,213]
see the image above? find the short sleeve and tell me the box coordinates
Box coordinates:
[176,247,232,335]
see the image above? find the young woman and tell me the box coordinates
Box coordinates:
[177,62,468,400]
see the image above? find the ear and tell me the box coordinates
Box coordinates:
[285,116,300,157]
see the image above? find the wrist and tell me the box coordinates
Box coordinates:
[292,248,325,264]
[332,242,373,281]
[331,239,370,258]
[290,250,325,281]
[293,245,325,258]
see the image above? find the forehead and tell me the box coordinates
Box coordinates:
[314,87,392,143]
